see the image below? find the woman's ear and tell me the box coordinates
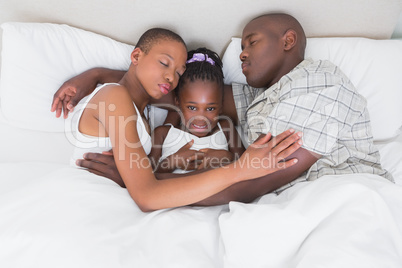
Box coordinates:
[175,95,180,106]
[283,29,297,51]
[131,47,142,65]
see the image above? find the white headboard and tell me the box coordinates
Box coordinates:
[1,0,402,57]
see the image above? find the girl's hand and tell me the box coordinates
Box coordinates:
[164,140,205,171]
[193,149,234,170]
[234,129,303,181]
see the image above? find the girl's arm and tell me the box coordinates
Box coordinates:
[149,124,208,174]
[219,118,245,158]
[99,85,302,212]
[148,125,176,172]
[192,119,245,170]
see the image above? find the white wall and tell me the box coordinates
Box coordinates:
[392,12,402,38]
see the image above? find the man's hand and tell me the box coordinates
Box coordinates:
[76,150,125,188]
[51,68,126,119]
[51,69,100,118]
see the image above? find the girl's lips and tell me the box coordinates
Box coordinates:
[192,123,207,129]
[190,123,208,131]
[159,84,171,95]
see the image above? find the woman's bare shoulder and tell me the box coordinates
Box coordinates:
[92,84,129,101]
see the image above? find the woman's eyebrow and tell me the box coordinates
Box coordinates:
[162,53,173,60]
[162,53,186,70]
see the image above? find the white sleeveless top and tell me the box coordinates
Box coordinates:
[70,83,152,167]
[160,123,229,173]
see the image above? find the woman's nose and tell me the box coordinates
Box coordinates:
[165,70,175,84]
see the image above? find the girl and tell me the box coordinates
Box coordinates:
[149,48,244,173]
[69,28,302,212]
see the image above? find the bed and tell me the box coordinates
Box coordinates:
[1,0,402,267]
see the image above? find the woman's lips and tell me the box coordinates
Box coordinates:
[159,84,171,94]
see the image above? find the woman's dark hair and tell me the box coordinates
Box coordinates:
[135,28,186,54]
[176,47,224,98]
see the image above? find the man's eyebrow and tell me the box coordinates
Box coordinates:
[241,33,256,49]
[244,33,257,41]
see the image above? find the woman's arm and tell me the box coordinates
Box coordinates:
[100,86,302,212]
[155,147,320,206]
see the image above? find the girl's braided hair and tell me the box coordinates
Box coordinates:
[176,47,224,98]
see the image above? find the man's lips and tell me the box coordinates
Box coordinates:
[159,84,171,94]
[241,62,249,72]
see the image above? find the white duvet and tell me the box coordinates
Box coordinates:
[1,162,402,268]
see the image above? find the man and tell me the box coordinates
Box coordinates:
[52,13,391,205]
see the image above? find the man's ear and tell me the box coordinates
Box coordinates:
[283,29,297,51]
[131,47,143,65]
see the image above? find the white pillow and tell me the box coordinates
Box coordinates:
[0,22,134,132]
[222,37,402,141]
[376,134,402,185]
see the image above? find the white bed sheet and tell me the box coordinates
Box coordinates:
[0,162,226,268]
[220,174,402,267]
[1,162,402,267]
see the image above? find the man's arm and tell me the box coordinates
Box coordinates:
[51,68,125,118]
[222,84,239,125]
[193,148,320,205]
[155,147,320,205]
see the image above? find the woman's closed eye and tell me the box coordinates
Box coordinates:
[160,61,169,67]
[176,70,185,78]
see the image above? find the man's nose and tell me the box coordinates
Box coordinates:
[240,49,248,62]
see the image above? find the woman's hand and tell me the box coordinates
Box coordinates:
[234,129,303,181]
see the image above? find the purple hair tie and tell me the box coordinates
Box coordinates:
[186,53,215,65]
